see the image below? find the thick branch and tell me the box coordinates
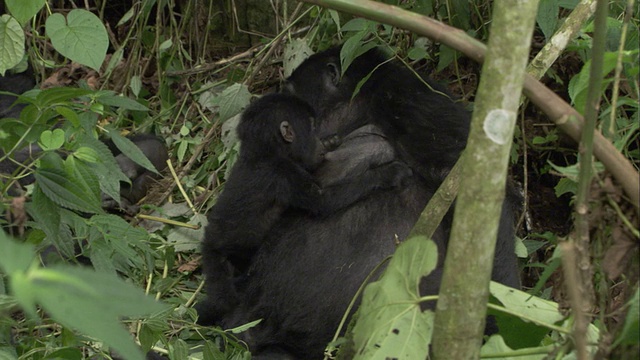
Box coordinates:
[430,0,539,357]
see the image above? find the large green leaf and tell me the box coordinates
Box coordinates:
[488,282,563,349]
[0,15,25,75]
[488,281,599,354]
[89,214,151,264]
[0,232,166,360]
[4,0,45,26]
[352,236,437,360]
[45,10,108,71]
[34,167,103,214]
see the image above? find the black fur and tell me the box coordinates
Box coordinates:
[0,67,34,119]
[214,47,521,358]
[197,93,412,325]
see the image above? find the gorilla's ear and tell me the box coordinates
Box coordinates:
[280,121,295,143]
[324,62,340,88]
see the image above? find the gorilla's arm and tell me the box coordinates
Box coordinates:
[291,124,413,216]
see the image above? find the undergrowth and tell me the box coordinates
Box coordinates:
[0,0,638,359]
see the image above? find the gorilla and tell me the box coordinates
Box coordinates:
[210,46,521,359]
[197,93,412,326]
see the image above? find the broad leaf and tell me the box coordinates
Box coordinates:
[5,0,45,26]
[352,236,437,360]
[34,167,103,214]
[45,10,108,71]
[0,15,25,74]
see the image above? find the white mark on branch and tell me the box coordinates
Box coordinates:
[551,30,570,49]
[483,109,513,145]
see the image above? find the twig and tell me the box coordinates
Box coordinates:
[527,0,597,80]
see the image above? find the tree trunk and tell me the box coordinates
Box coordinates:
[431,1,539,359]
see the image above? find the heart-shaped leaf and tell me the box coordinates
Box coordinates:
[38,128,65,150]
[45,9,108,71]
[5,0,46,26]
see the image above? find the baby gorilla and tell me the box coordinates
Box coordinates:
[197,93,412,325]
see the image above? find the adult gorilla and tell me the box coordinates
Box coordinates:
[220,46,521,359]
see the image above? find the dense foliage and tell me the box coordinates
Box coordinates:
[0,0,637,359]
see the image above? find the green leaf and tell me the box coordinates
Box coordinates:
[28,266,166,360]
[5,0,46,26]
[43,348,83,360]
[352,236,437,360]
[201,83,252,123]
[169,339,189,360]
[283,38,314,77]
[554,177,577,197]
[106,130,158,174]
[76,134,128,203]
[0,230,36,274]
[436,44,456,72]
[45,10,108,71]
[130,76,142,97]
[89,214,151,265]
[0,347,19,360]
[481,335,548,360]
[228,319,262,334]
[38,128,65,150]
[64,155,102,203]
[537,0,559,41]
[342,18,373,32]
[568,52,634,112]
[55,105,81,127]
[488,281,577,349]
[408,46,428,61]
[340,29,377,75]
[95,91,149,111]
[27,185,76,258]
[0,14,25,75]
[35,87,93,107]
[514,237,528,258]
[167,213,207,252]
[34,168,103,214]
[72,146,99,163]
